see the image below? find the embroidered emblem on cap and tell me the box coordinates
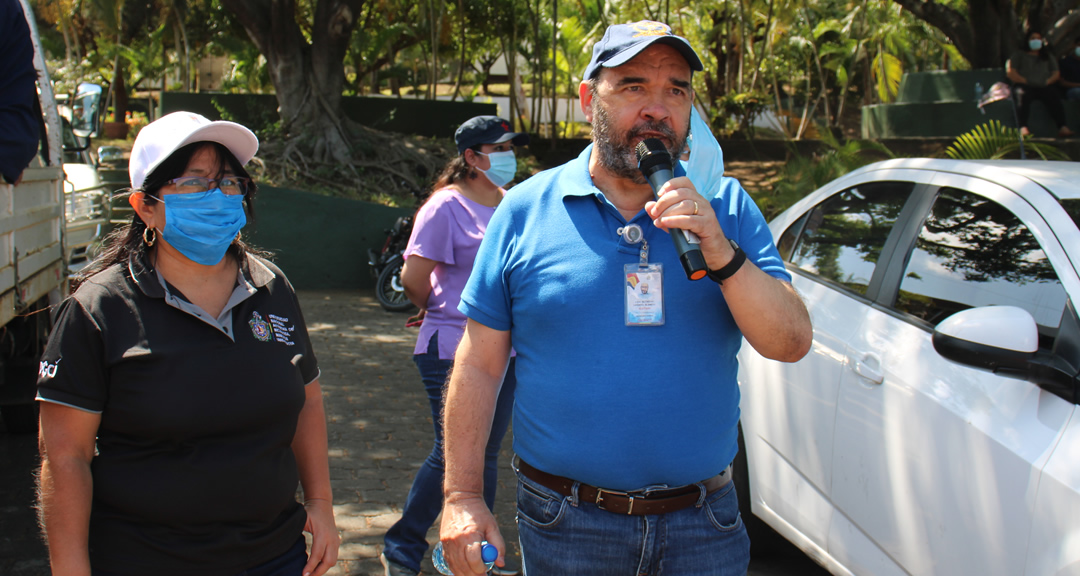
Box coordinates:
[631,21,672,37]
[249,311,273,342]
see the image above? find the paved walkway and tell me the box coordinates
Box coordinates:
[301,290,520,576]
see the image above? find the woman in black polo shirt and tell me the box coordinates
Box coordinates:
[36,112,339,576]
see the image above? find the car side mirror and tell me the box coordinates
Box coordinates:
[71,83,102,138]
[932,306,1037,377]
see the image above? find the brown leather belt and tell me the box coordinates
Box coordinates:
[516,459,732,516]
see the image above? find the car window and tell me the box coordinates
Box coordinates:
[783,181,915,296]
[1063,199,1080,232]
[61,117,87,165]
[895,187,1067,340]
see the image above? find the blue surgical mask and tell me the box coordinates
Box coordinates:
[476,150,517,187]
[154,188,247,265]
[1074,46,1080,57]
[1029,39,1043,51]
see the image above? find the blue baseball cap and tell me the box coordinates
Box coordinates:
[454,116,530,154]
[584,21,703,80]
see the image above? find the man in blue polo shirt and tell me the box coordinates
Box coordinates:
[439,20,812,576]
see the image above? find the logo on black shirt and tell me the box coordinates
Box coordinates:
[39,357,61,379]
[249,312,272,342]
[249,311,296,345]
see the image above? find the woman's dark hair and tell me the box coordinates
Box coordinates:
[432,145,483,191]
[75,141,266,288]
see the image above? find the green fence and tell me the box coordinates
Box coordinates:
[245,186,410,289]
[863,68,1080,138]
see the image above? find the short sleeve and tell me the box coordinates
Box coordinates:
[405,192,459,265]
[714,177,792,283]
[36,298,108,412]
[458,202,516,332]
[288,289,320,385]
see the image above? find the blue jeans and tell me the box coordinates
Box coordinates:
[515,470,749,576]
[383,331,518,572]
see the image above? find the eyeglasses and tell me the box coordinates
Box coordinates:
[165,176,251,196]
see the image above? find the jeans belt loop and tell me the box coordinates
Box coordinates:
[570,480,581,506]
[695,482,707,508]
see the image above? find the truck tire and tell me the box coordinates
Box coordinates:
[0,299,50,434]
[1,403,39,434]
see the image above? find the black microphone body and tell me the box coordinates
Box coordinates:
[635,138,708,281]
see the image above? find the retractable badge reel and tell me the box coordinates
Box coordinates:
[619,224,665,326]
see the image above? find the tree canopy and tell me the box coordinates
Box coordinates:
[27,0,1080,199]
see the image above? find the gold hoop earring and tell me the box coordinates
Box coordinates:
[143,227,156,247]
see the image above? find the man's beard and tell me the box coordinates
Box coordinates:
[592,98,688,185]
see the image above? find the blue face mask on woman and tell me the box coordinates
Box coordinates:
[1030,39,1044,51]
[152,188,247,265]
[476,150,517,188]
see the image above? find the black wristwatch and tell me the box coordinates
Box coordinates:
[706,239,746,285]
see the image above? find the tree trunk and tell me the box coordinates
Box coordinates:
[172,3,191,92]
[891,0,1024,69]
[220,0,363,163]
[450,0,466,101]
[531,0,542,133]
[550,0,558,149]
[112,55,128,123]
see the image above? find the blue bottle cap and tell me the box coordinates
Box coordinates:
[480,543,498,563]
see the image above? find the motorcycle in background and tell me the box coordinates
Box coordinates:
[368,214,416,312]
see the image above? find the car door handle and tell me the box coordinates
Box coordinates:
[852,353,884,384]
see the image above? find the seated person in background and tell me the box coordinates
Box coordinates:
[1058,36,1080,101]
[1007,29,1076,137]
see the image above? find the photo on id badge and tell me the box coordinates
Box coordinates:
[625,263,664,326]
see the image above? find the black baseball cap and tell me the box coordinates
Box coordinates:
[584,20,703,80]
[454,116,530,154]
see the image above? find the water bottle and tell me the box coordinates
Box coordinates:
[431,541,498,575]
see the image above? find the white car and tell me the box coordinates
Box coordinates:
[736,158,1080,576]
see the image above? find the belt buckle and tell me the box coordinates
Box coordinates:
[595,488,635,515]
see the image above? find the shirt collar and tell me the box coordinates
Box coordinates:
[129,249,276,298]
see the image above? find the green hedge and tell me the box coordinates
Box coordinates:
[161,93,496,138]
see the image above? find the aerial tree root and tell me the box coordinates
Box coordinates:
[251,123,454,207]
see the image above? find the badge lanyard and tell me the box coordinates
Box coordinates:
[619,223,665,326]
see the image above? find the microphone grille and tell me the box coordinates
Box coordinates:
[635,138,669,162]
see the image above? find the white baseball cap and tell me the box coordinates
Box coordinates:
[129,111,260,190]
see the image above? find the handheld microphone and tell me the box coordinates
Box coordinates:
[635,138,708,281]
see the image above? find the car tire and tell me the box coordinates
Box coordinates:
[734,423,783,557]
[375,255,415,313]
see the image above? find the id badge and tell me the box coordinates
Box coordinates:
[625,263,665,326]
